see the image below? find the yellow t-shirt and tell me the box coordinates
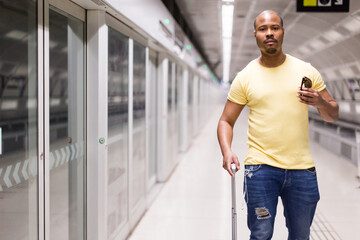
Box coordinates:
[228,54,326,169]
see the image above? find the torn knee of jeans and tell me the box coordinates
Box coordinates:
[255,207,271,219]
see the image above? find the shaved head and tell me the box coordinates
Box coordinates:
[254,10,283,30]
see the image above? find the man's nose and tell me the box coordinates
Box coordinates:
[266,29,273,36]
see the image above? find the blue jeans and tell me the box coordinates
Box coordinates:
[243,164,320,240]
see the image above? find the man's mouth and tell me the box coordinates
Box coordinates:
[264,39,277,44]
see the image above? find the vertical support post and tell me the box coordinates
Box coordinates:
[87,10,108,240]
[356,130,360,178]
[67,17,85,240]
[0,127,2,155]
[39,0,49,239]
[128,38,134,222]
[156,56,169,182]
[192,75,199,137]
[179,69,188,152]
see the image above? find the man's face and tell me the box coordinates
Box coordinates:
[254,13,284,55]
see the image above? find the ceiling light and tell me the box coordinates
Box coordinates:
[341,17,360,33]
[5,30,27,41]
[1,100,17,110]
[308,38,324,49]
[353,9,360,21]
[222,5,234,38]
[323,29,343,42]
[222,0,234,2]
[222,3,234,82]
[298,45,311,54]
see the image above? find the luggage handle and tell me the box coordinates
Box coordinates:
[231,163,237,240]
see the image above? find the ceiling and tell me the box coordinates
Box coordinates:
[174,0,360,83]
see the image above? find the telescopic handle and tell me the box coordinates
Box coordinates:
[231,163,237,240]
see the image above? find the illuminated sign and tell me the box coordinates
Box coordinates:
[297,0,349,12]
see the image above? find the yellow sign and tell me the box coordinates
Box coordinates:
[304,0,317,6]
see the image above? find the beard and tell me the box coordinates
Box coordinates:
[266,47,277,54]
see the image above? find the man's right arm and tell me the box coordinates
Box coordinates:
[217,100,245,177]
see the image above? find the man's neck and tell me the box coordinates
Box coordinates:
[258,52,286,68]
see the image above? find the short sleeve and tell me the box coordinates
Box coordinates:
[309,64,326,92]
[227,73,247,105]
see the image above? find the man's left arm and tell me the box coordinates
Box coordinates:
[297,88,339,122]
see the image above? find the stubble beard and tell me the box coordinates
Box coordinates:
[266,47,277,54]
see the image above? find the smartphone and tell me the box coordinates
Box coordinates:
[300,76,312,90]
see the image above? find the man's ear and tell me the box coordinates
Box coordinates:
[254,30,256,37]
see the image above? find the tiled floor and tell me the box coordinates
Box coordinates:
[128,105,360,240]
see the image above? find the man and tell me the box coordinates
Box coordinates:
[217,10,339,240]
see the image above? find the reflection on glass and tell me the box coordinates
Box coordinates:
[132,41,146,208]
[168,61,173,112]
[0,0,38,239]
[167,61,174,167]
[49,7,85,240]
[107,27,129,238]
[175,65,181,112]
[188,72,193,140]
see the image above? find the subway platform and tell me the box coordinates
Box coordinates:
[128,105,360,240]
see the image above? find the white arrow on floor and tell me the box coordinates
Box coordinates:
[4,165,13,188]
[30,157,37,177]
[13,162,21,184]
[49,152,55,170]
[22,159,29,180]
[75,142,80,159]
[70,144,75,161]
[66,146,70,162]
[80,141,84,157]
[55,150,61,167]
[60,148,66,165]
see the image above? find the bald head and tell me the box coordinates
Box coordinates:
[254,10,283,30]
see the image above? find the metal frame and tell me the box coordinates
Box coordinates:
[87,10,108,240]
[179,67,189,153]
[37,0,46,239]
[42,1,87,239]
[105,14,147,46]
[156,55,169,182]
[105,14,147,239]
[146,49,158,192]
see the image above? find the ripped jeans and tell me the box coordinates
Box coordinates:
[244,164,320,240]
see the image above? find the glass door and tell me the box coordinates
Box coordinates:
[107,27,129,238]
[48,3,85,240]
[131,40,146,211]
[148,53,157,188]
[0,0,38,239]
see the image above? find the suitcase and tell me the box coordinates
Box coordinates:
[231,163,237,240]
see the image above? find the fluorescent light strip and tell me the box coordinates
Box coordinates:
[342,17,360,33]
[222,4,234,82]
